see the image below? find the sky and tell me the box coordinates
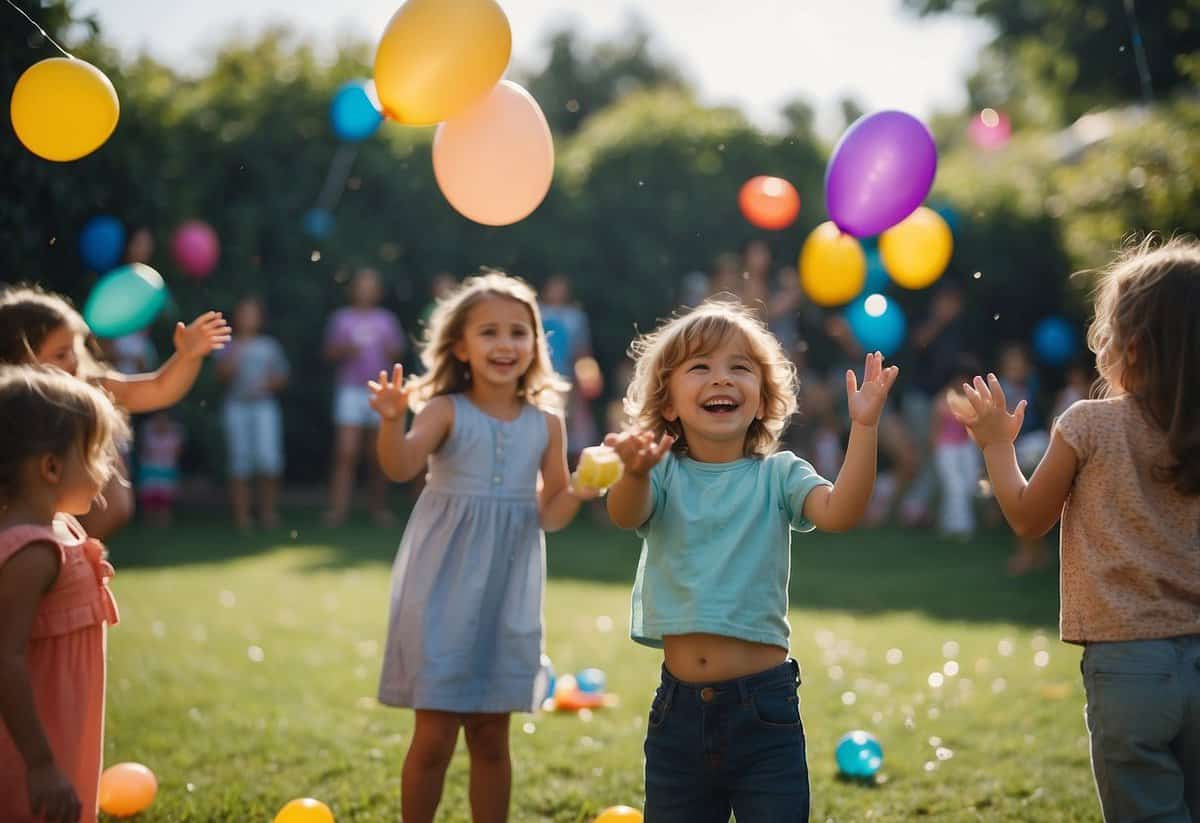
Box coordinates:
[74,0,994,136]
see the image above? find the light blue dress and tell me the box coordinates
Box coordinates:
[378,394,549,713]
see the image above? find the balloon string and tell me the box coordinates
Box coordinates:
[5,0,74,58]
[1122,0,1154,104]
[315,143,359,212]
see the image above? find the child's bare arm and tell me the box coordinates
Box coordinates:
[956,374,1077,537]
[538,413,599,532]
[605,431,673,529]
[103,312,231,413]
[804,353,898,532]
[372,368,452,482]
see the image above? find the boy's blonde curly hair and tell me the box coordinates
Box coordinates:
[623,300,798,457]
[405,270,570,413]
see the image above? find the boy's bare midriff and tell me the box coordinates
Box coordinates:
[663,633,788,683]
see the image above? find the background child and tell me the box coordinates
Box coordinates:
[605,301,898,822]
[322,267,406,527]
[950,238,1200,821]
[932,356,982,539]
[367,272,598,823]
[216,296,290,531]
[0,366,130,823]
[136,412,184,527]
[0,286,230,538]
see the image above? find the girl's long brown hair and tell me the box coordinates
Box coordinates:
[405,271,569,413]
[1087,236,1200,494]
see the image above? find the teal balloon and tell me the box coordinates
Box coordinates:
[863,249,890,294]
[846,294,906,357]
[836,730,883,778]
[83,263,167,338]
[931,201,960,235]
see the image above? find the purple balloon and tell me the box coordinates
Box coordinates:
[825,111,938,238]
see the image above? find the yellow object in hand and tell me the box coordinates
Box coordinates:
[575,445,624,491]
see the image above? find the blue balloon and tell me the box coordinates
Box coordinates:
[303,207,335,238]
[83,263,167,338]
[836,730,883,778]
[576,668,606,694]
[846,293,907,357]
[863,248,890,295]
[79,215,126,272]
[330,80,383,142]
[1033,316,1076,366]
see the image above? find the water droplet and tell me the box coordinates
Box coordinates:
[942,641,959,659]
[595,615,614,633]
[310,250,322,262]
[841,691,857,706]
[1034,650,1051,668]
[522,722,536,734]
[928,672,945,688]
[973,271,982,280]
[886,648,904,665]
[248,645,264,662]
[998,639,1014,656]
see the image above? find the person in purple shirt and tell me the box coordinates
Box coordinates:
[323,268,406,526]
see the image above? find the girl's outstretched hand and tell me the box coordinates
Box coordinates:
[604,430,674,478]
[960,373,1026,448]
[845,351,899,426]
[368,364,410,421]
[174,311,232,358]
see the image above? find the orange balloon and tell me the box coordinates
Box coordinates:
[433,80,554,226]
[98,762,157,818]
[595,806,644,823]
[738,176,800,230]
[274,797,335,823]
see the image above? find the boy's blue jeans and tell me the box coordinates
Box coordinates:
[644,659,809,822]
[1082,636,1200,822]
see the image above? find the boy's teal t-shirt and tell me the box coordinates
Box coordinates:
[630,451,832,650]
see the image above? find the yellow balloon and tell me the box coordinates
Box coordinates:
[374,0,511,126]
[879,206,953,290]
[274,798,334,823]
[798,221,866,307]
[10,57,119,162]
[595,806,644,823]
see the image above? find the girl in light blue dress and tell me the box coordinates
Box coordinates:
[367,271,599,823]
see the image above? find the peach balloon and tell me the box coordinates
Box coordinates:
[432,80,554,226]
[98,762,157,818]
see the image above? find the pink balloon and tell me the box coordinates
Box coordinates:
[967,109,1011,151]
[171,220,220,278]
[432,80,554,226]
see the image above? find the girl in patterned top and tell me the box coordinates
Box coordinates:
[950,237,1200,821]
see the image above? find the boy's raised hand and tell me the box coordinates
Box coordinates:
[846,351,899,426]
[174,311,232,358]
[604,430,675,478]
[368,364,410,421]
[960,373,1026,448]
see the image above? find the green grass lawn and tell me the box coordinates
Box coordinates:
[101,504,1101,821]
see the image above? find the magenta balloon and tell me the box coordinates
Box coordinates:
[825,111,938,238]
[171,221,220,278]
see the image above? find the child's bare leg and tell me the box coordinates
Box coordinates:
[401,710,460,823]
[230,477,252,530]
[463,713,512,823]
